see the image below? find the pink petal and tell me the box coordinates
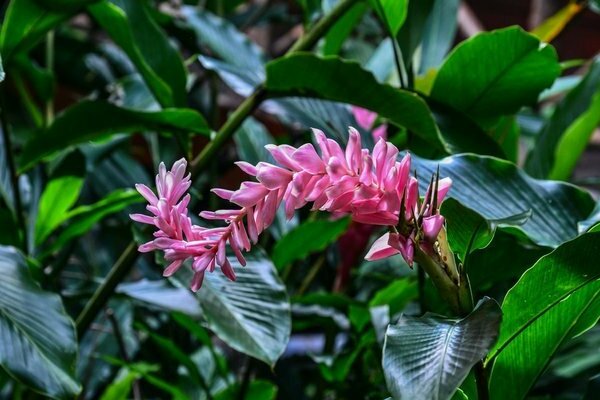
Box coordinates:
[266,144,301,170]
[351,106,377,130]
[220,258,236,281]
[163,260,184,277]
[292,144,325,174]
[256,163,292,189]
[190,271,205,292]
[345,127,362,173]
[230,182,269,207]
[135,184,158,205]
[365,233,400,261]
[422,215,445,242]
[129,213,154,225]
[211,188,234,200]
[372,124,387,141]
[235,161,258,176]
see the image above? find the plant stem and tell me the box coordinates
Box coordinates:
[45,30,55,126]
[0,94,27,252]
[297,255,325,295]
[76,241,138,337]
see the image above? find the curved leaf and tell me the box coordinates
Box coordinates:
[383,297,501,400]
[411,153,595,247]
[526,57,600,179]
[175,251,291,367]
[266,54,445,152]
[431,26,560,126]
[19,100,210,170]
[369,0,408,35]
[488,232,600,400]
[419,0,460,73]
[0,246,80,398]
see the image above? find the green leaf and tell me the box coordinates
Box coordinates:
[431,26,560,127]
[214,380,277,400]
[488,232,600,400]
[42,189,142,255]
[369,0,408,35]
[0,124,15,214]
[530,2,583,43]
[116,279,202,317]
[0,246,80,398]
[322,2,367,56]
[19,100,210,170]
[266,54,446,152]
[0,0,66,60]
[441,198,531,262]
[99,369,138,400]
[0,54,5,82]
[526,57,600,179]
[175,251,291,366]
[579,201,600,233]
[369,278,417,316]
[271,217,350,270]
[419,0,460,73]
[88,0,187,107]
[34,151,86,245]
[411,153,594,247]
[396,0,435,66]
[383,297,501,400]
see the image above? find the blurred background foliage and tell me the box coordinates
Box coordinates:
[0,0,599,399]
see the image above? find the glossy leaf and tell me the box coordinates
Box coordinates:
[214,380,277,400]
[266,54,446,152]
[0,246,80,398]
[369,278,417,316]
[42,189,143,256]
[322,2,367,55]
[383,297,501,400]
[488,232,600,400]
[271,217,350,270]
[175,251,291,366]
[441,198,531,262]
[396,0,435,66]
[526,57,600,179]
[116,279,202,317]
[89,0,187,107]
[431,26,560,127]
[19,100,210,170]
[411,153,595,247]
[419,0,460,73]
[369,0,408,35]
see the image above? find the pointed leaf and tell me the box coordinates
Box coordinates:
[488,232,600,400]
[383,297,501,400]
[431,26,560,127]
[369,0,408,35]
[0,246,80,398]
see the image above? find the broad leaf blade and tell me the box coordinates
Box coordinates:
[265,54,446,153]
[0,246,80,398]
[419,0,460,73]
[488,232,600,400]
[369,0,408,35]
[411,153,594,247]
[19,100,209,170]
[383,297,501,400]
[431,26,560,127]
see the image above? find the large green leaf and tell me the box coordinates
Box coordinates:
[396,0,435,66]
[19,100,209,170]
[411,153,595,247]
[322,2,367,56]
[175,251,291,367]
[116,279,202,317]
[271,217,350,270]
[525,57,600,179]
[0,246,80,398]
[431,26,560,127]
[88,0,187,107]
[265,54,446,152]
[488,232,600,400]
[383,297,501,400]
[0,0,66,60]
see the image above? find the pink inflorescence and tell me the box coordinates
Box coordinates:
[131,128,451,291]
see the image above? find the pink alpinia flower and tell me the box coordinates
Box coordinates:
[131,128,451,290]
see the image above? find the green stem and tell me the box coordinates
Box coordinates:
[76,241,138,337]
[45,30,55,127]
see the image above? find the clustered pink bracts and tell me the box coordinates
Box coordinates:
[131,128,451,291]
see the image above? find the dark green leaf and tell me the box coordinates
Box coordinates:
[411,153,594,247]
[175,250,291,366]
[214,380,277,400]
[383,297,501,400]
[369,278,417,316]
[0,0,66,60]
[396,0,435,66]
[266,54,446,152]
[431,26,560,127]
[579,201,600,233]
[488,232,600,400]
[0,54,5,81]
[20,100,209,170]
[525,57,600,179]
[0,246,80,398]
[42,189,142,255]
[271,217,350,270]
[0,125,15,213]
[89,0,187,107]
[419,0,460,73]
[322,2,367,56]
